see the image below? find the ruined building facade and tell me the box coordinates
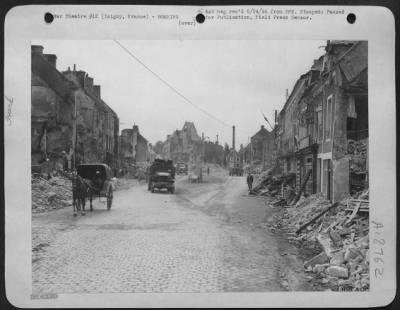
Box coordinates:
[31,45,119,173]
[119,125,155,175]
[248,125,276,169]
[276,40,368,202]
[161,122,204,163]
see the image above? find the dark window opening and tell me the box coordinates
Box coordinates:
[347,95,368,140]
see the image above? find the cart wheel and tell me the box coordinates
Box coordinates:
[107,188,113,210]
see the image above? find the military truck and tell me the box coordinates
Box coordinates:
[147,159,175,194]
[176,162,188,175]
[228,150,243,176]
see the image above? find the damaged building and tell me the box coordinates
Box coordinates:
[31,45,120,173]
[248,125,276,169]
[276,40,368,202]
[119,125,154,176]
[161,122,204,164]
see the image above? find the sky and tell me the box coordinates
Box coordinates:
[33,40,326,148]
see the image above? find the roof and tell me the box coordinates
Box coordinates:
[281,76,308,113]
[337,41,368,83]
[251,126,271,140]
[32,53,77,98]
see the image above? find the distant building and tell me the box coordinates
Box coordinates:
[204,141,225,165]
[249,125,276,169]
[161,121,203,164]
[227,149,242,173]
[119,125,152,176]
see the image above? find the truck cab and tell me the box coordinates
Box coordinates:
[176,162,188,175]
[148,159,175,194]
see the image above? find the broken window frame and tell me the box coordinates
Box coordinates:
[315,107,323,143]
[324,94,334,141]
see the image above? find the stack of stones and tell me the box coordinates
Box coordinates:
[31,175,73,213]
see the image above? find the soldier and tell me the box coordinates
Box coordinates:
[246,172,254,192]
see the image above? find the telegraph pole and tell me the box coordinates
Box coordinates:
[72,93,77,170]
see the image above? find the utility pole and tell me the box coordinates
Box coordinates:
[72,93,77,170]
[202,132,205,164]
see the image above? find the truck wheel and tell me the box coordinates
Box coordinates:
[107,188,113,210]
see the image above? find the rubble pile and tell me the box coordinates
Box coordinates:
[134,161,150,180]
[253,171,296,201]
[267,190,370,291]
[32,175,73,213]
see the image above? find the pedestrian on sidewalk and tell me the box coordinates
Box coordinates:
[246,172,254,192]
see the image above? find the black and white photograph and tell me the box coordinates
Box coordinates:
[4,5,396,308]
[30,39,369,294]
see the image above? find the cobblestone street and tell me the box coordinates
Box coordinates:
[32,168,313,294]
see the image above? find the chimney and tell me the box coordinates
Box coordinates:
[86,77,94,91]
[93,85,101,98]
[232,125,236,151]
[43,54,57,68]
[31,45,44,56]
[261,125,265,130]
[73,64,76,71]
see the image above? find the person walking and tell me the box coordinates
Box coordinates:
[246,172,254,192]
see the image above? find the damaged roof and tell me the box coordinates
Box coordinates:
[337,41,368,83]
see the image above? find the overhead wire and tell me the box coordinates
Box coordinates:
[114,40,235,128]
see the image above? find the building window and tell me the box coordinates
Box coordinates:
[324,95,333,141]
[316,108,323,142]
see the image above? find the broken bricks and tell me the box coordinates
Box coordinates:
[267,187,369,291]
[304,252,330,269]
[326,266,349,278]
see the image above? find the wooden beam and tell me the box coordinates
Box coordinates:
[296,202,340,234]
[291,168,312,206]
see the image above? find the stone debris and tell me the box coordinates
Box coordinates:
[266,189,369,291]
[32,173,135,213]
[252,170,296,202]
[32,175,73,213]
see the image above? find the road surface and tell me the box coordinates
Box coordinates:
[32,165,313,294]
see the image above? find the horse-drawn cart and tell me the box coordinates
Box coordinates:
[77,163,114,211]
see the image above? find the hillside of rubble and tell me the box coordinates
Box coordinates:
[253,171,369,292]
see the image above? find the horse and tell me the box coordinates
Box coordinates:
[71,173,91,216]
